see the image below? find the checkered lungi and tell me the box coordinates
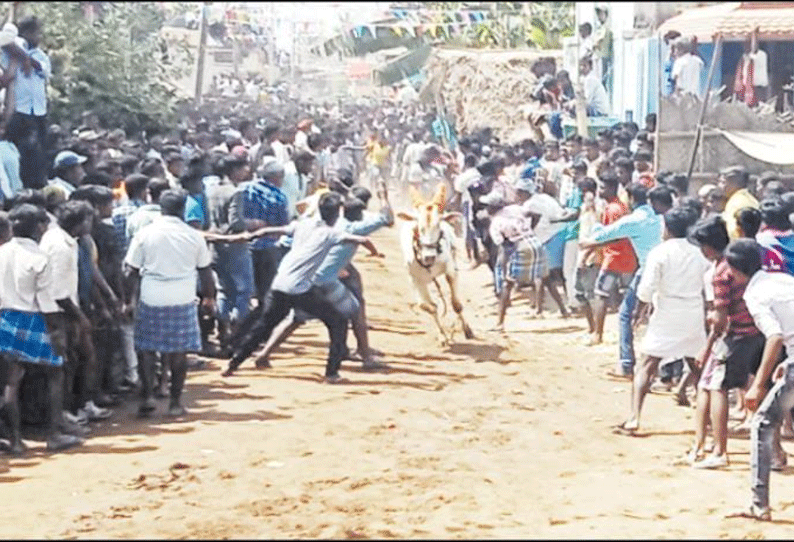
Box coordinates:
[493,237,548,296]
[134,301,202,353]
[0,309,63,367]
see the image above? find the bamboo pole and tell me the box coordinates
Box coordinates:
[686,33,723,181]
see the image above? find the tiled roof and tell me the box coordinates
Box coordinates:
[658,2,794,41]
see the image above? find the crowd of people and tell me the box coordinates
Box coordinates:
[440,108,794,521]
[1,13,793,524]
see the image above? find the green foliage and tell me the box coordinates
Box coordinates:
[423,1,574,50]
[27,2,193,134]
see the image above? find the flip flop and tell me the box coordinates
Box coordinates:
[612,422,638,436]
[604,370,632,381]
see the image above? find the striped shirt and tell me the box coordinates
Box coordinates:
[111,199,145,258]
[713,258,759,337]
[242,179,288,250]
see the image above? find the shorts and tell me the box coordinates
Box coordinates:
[594,269,633,299]
[574,265,599,302]
[698,333,765,391]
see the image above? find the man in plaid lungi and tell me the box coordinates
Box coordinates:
[0,204,83,454]
[125,190,216,418]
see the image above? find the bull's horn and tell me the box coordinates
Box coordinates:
[408,186,424,208]
[432,183,447,211]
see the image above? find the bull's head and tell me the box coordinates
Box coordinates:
[397,183,460,268]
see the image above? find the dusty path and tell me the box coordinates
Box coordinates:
[1,223,793,539]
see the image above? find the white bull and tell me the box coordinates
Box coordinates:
[397,184,474,345]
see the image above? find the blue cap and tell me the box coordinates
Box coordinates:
[53,150,88,170]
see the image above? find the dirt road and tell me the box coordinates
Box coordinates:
[1,224,792,539]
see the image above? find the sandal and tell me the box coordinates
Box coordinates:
[725,504,771,521]
[612,421,638,436]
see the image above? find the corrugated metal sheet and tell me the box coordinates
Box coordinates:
[657,3,739,41]
[658,2,794,41]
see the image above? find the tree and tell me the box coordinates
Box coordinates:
[21,2,193,134]
[421,1,574,50]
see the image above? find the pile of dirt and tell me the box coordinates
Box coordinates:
[420,47,562,140]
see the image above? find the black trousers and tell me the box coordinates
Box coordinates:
[229,288,347,377]
[251,245,286,304]
[7,112,47,189]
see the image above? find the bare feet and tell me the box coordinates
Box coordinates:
[585,333,602,346]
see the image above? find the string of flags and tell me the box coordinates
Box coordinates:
[310,8,501,56]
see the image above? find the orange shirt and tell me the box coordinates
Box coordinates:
[599,198,638,274]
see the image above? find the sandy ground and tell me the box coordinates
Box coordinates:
[2,221,794,539]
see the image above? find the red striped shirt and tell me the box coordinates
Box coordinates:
[713,259,759,337]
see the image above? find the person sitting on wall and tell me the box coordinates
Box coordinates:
[569,57,610,118]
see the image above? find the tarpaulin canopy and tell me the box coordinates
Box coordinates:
[718,129,794,165]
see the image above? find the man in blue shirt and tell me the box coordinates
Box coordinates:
[243,157,289,303]
[223,157,290,350]
[3,17,51,189]
[580,184,674,377]
[252,184,393,370]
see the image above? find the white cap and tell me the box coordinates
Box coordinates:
[0,23,18,48]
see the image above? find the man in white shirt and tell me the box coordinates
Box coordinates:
[518,176,570,318]
[223,192,378,383]
[453,154,481,263]
[749,34,769,102]
[578,22,594,64]
[672,37,704,97]
[125,177,169,243]
[39,199,98,432]
[125,189,216,418]
[722,240,794,520]
[281,151,315,220]
[0,204,82,453]
[580,57,610,116]
[615,206,707,435]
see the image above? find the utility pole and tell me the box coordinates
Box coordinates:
[9,2,21,23]
[195,1,210,104]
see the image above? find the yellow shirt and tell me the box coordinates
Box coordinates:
[370,142,390,167]
[722,188,759,240]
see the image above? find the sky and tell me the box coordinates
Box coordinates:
[223,2,393,51]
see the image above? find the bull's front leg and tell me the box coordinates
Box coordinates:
[445,270,474,340]
[413,276,451,346]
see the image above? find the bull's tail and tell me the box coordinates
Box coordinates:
[433,278,448,317]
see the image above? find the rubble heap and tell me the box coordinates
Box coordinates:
[420,47,562,141]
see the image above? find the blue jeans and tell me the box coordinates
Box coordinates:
[619,271,641,375]
[548,111,563,140]
[751,361,794,509]
[214,244,254,324]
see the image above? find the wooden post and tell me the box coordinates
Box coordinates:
[195,1,210,104]
[573,6,588,138]
[654,30,663,175]
[686,34,723,181]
